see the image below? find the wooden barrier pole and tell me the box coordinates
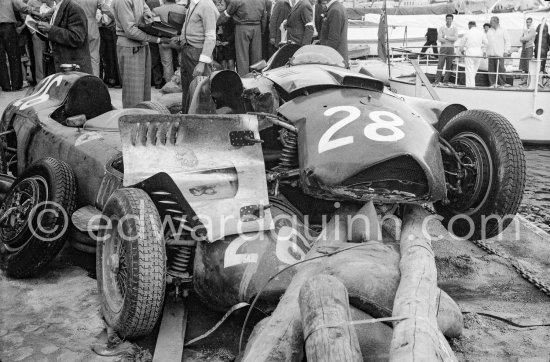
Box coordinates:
[389,204,457,362]
[299,274,362,362]
[241,206,358,362]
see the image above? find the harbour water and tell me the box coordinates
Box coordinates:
[521,146,550,232]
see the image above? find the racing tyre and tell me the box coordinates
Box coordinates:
[97,188,166,338]
[435,110,526,240]
[134,101,171,115]
[0,158,77,278]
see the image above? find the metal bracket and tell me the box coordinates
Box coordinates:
[229,130,263,146]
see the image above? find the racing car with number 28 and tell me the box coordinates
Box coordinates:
[0,45,525,339]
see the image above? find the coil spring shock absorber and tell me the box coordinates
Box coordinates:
[279,128,298,169]
[167,245,194,280]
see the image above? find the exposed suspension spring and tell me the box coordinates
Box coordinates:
[167,245,193,279]
[279,128,298,169]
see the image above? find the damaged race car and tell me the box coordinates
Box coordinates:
[0,45,525,339]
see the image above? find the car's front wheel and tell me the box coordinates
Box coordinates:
[435,110,526,240]
[97,188,166,338]
[0,158,77,277]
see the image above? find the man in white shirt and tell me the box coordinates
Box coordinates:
[486,16,511,87]
[460,21,487,87]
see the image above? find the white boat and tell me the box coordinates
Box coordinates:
[353,9,549,56]
[386,24,550,144]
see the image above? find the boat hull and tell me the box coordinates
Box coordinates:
[389,78,550,144]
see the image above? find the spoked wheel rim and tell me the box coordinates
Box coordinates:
[443,132,493,215]
[0,177,48,251]
[102,218,128,314]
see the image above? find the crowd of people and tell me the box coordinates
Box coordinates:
[0,0,350,110]
[426,13,550,88]
[2,1,549,104]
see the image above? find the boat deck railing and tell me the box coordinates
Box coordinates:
[390,46,549,89]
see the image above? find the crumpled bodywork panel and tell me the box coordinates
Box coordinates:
[263,64,384,95]
[13,108,122,207]
[119,114,273,241]
[277,87,446,203]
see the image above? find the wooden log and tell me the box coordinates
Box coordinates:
[240,206,359,362]
[241,204,464,362]
[299,275,362,362]
[389,205,458,362]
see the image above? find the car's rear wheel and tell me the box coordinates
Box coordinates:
[435,110,526,240]
[97,188,166,338]
[134,101,170,114]
[0,158,77,277]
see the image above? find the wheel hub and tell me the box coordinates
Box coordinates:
[0,178,45,249]
[442,133,493,214]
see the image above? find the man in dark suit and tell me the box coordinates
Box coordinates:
[285,0,314,46]
[314,0,326,41]
[145,0,164,88]
[319,0,347,64]
[269,0,291,49]
[37,0,93,74]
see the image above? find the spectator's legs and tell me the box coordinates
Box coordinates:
[159,44,174,83]
[0,26,10,91]
[180,45,200,114]
[143,46,152,101]
[89,34,101,77]
[101,26,120,86]
[0,23,22,91]
[497,57,507,85]
[420,40,431,54]
[235,24,252,76]
[117,44,151,108]
[431,41,438,55]
[442,48,454,83]
[31,33,45,83]
[250,25,263,67]
[519,46,533,74]
[487,57,497,86]
[99,27,107,82]
[540,51,548,72]
[149,43,163,87]
[464,56,475,87]
[464,49,481,87]
[434,47,448,83]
